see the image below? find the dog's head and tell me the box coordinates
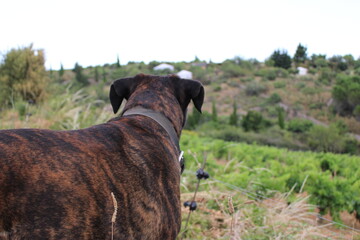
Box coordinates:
[109,74,204,127]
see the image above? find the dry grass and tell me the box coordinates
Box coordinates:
[180,191,360,240]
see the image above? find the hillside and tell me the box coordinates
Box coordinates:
[1,46,360,239]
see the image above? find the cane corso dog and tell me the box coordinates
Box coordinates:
[0,74,204,239]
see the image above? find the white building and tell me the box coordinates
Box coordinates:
[177,70,193,79]
[153,63,174,71]
[297,67,308,76]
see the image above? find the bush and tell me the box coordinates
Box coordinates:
[273,81,286,89]
[306,125,345,153]
[267,93,282,104]
[221,61,250,78]
[255,68,276,81]
[309,102,325,110]
[240,77,254,83]
[353,105,360,120]
[245,82,267,96]
[318,67,335,84]
[269,50,292,69]
[287,118,314,133]
[242,111,271,132]
[329,55,348,71]
[311,54,328,68]
[0,45,48,105]
[278,69,290,78]
[332,75,360,115]
[309,174,353,221]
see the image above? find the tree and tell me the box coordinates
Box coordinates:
[332,75,360,115]
[293,43,307,64]
[72,63,88,86]
[310,54,328,68]
[211,101,218,122]
[270,50,292,69]
[242,111,263,132]
[116,55,121,68]
[102,67,107,82]
[186,106,202,129]
[59,63,65,77]
[307,125,345,153]
[0,44,48,105]
[277,107,285,129]
[229,101,239,126]
[329,55,348,71]
[94,66,99,82]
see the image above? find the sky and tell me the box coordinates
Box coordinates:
[1,0,360,70]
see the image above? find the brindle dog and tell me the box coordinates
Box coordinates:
[0,74,204,240]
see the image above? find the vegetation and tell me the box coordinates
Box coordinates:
[1,44,360,239]
[180,131,360,238]
[293,43,308,65]
[0,44,48,106]
[269,49,292,69]
[332,74,360,115]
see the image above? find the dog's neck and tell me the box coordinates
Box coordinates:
[121,106,180,152]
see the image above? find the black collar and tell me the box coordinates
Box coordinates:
[122,107,184,173]
[122,106,180,153]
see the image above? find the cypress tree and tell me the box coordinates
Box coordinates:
[94,66,99,82]
[59,63,65,77]
[293,43,307,64]
[277,108,285,129]
[73,63,88,86]
[211,101,218,122]
[229,101,238,126]
[102,67,107,83]
[186,107,201,129]
[116,55,121,68]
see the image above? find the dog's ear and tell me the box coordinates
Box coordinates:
[177,79,205,113]
[110,77,137,114]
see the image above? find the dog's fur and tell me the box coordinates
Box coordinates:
[0,74,204,240]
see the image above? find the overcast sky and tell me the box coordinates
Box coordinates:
[1,0,359,70]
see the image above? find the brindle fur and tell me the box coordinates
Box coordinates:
[0,74,204,240]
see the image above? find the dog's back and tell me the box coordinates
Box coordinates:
[0,74,204,239]
[0,119,181,239]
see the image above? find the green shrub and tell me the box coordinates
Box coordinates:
[309,174,353,221]
[295,82,306,90]
[287,68,299,74]
[211,83,221,92]
[287,118,313,133]
[318,67,335,84]
[343,138,360,155]
[221,61,249,78]
[332,75,360,115]
[229,101,239,126]
[277,108,285,129]
[0,45,48,105]
[245,82,267,96]
[269,50,292,69]
[255,68,276,80]
[267,93,282,104]
[242,111,271,132]
[15,101,28,118]
[309,102,325,110]
[273,81,286,88]
[301,87,321,95]
[275,68,289,78]
[353,105,360,119]
[240,77,254,82]
[306,125,345,153]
